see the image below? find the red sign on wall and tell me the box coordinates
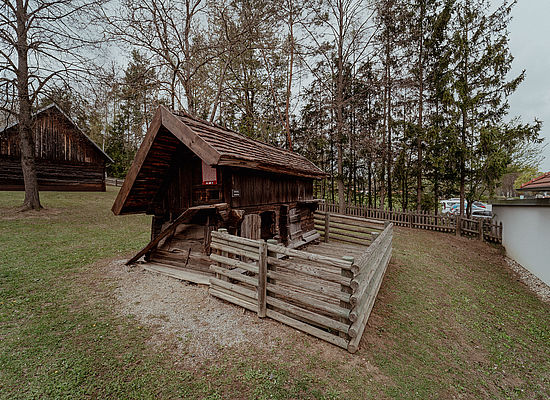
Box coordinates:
[201,160,217,185]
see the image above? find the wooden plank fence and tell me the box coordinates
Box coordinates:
[318,202,502,244]
[208,217,392,353]
[106,177,124,187]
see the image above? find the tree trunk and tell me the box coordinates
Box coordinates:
[387,63,392,210]
[336,4,345,214]
[16,0,41,211]
[416,2,425,212]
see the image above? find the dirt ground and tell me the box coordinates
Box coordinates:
[0,206,63,220]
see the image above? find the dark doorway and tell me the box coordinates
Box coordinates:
[260,211,276,241]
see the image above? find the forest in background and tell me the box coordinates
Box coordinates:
[1,0,545,214]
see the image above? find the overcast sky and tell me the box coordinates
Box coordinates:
[507,0,550,171]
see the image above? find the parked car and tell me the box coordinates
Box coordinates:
[440,198,461,214]
[472,210,493,218]
[449,201,492,217]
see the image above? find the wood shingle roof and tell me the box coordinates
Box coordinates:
[172,110,324,178]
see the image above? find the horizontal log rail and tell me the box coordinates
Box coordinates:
[208,218,393,353]
[106,177,124,187]
[317,202,502,244]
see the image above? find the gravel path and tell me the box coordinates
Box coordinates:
[505,258,550,303]
[109,260,291,365]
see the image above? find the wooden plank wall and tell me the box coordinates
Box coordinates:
[230,170,313,208]
[1,108,107,191]
[0,158,105,191]
[1,109,104,164]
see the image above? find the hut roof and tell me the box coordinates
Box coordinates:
[518,172,550,192]
[112,106,325,215]
[173,110,324,178]
[1,103,113,163]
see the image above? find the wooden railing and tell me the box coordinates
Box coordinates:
[208,221,393,353]
[106,177,124,187]
[317,202,502,244]
[313,211,385,246]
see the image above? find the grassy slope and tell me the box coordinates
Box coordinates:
[0,188,548,399]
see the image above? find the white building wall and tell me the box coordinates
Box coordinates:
[493,204,550,286]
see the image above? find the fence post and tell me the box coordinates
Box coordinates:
[266,239,278,286]
[340,256,354,339]
[257,241,267,318]
[324,212,330,243]
[456,216,461,237]
[478,219,484,241]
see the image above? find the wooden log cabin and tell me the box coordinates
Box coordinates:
[112,106,325,279]
[0,103,113,191]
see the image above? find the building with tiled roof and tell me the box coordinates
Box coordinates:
[518,172,550,192]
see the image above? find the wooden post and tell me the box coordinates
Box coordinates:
[324,212,330,243]
[257,241,267,318]
[266,239,277,286]
[340,256,354,339]
[455,216,461,237]
[478,219,484,241]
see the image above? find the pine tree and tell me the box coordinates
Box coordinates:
[449,0,526,215]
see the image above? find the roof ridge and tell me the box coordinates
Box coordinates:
[521,171,550,189]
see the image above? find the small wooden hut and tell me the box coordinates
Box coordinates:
[0,103,112,191]
[113,106,325,278]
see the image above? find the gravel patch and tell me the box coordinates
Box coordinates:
[505,258,550,303]
[108,260,292,365]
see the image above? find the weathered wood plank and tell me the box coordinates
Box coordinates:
[266,243,353,270]
[265,309,349,349]
[210,264,258,287]
[266,296,349,333]
[266,283,350,320]
[210,288,258,313]
[209,253,259,273]
[143,263,211,285]
[258,241,268,317]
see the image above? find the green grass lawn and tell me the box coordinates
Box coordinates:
[1,188,549,399]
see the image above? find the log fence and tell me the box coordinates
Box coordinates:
[106,177,124,187]
[318,202,502,244]
[208,216,392,353]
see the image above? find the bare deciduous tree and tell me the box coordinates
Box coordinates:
[302,0,376,212]
[0,0,105,210]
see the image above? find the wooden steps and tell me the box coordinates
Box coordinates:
[143,262,211,285]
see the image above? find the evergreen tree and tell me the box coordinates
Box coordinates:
[449,0,528,215]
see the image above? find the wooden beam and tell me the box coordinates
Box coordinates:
[143,263,210,285]
[159,106,220,166]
